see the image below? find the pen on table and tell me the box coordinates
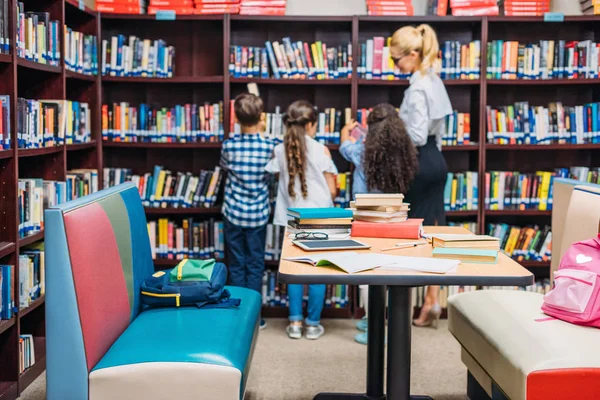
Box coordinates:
[381,241,428,252]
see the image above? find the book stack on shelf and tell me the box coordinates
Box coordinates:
[103,166,224,209]
[66,169,99,199]
[501,0,550,16]
[148,218,224,261]
[427,0,449,16]
[103,102,224,143]
[19,334,35,374]
[567,166,600,183]
[97,0,148,14]
[229,39,352,80]
[16,4,61,66]
[239,0,287,15]
[443,111,471,145]
[0,95,9,150]
[432,234,500,264]
[484,171,553,211]
[19,247,45,310]
[0,264,15,320]
[262,270,349,308]
[101,35,175,78]
[287,207,353,240]
[444,172,479,212]
[581,0,600,14]
[64,27,98,76]
[487,40,600,80]
[488,223,552,262]
[450,0,499,15]
[357,37,406,80]
[366,0,414,16]
[194,0,240,14]
[18,179,69,239]
[148,0,196,15]
[0,0,8,55]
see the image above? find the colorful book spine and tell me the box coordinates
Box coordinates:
[19,333,35,374]
[18,248,45,310]
[16,3,60,66]
[444,171,479,211]
[229,39,352,80]
[0,0,9,55]
[448,221,478,233]
[0,95,10,150]
[264,223,284,261]
[65,26,98,76]
[103,165,224,209]
[334,173,352,209]
[486,101,600,145]
[148,218,224,260]
[18,179,68,238]
[262,270,349,308]
[102,102,223,143]
[443,111,471,146]
[0,265,14,320]
[66,169,99,201]
[101,35,174,78]
[487,223,552,262]
[487,40,600,80]
[484,170,556,211]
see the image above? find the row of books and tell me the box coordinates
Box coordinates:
[103,166,224,209]
[501,0,550,16]
[0,0,8,55]
[17,99,92,149]
[97,0,147,14]
[443,111,471,146]
[448,221,478,233]
[367,0,414,16]
[486,102,600,145]
[334,173,352,209]
[0,95,9,150]
[444,171,479,211]
[0,265,14,319]
[484,171,554,211]
[488,223,552,262]
[449,0,499,16]
[487,40,600,80]
[102,102,224,143]
[19,334,35,374]
[566,166,600,184]
[19,247,45,310]
[101,35,175,78]
[65,27,98,76]
[16,4,60,66]
[148,218,224,260]
[262,270,349,308]
[229,40,352,80]
[146,0,287,15]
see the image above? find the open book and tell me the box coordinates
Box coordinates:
[284,252,460,274]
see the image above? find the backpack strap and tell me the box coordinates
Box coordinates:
[195,289,241,309]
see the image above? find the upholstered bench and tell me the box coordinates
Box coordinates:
[448,290,600,400]
[45,183,261,400]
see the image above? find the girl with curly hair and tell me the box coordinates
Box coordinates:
[266,100,337,340]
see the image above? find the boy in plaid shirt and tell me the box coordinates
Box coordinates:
[220,93,275,329]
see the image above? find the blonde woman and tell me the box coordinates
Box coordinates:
[391,24,453,328]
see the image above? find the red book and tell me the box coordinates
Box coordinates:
[150,0,193,5]
[351,219,424,240]
[239,0,286,5]
[97,4,143,12]
[149,6,196,13]
[451,5,499,15]
[368,10,414,15]
[450,0,496,6]
[239,6,285,14]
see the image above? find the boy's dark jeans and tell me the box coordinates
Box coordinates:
[223,218,267,294]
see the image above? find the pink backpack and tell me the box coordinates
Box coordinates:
[541,234,600,328]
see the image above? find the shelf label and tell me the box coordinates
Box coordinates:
[543,12,564,22]
[78,0,85,10]
[155,10,176,20]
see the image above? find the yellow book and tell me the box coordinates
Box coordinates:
[466,171,473,210]
[387,37,394,80]
[329,108,335,134]
[315,41,324,79]
[547,41,554,78]
[155,170,167,201]
[345,107,352,125]
[204,167,221,200]
[36,24,45,64]
[450,178,457,210]
[310,43,320,78]
[492,172,500,210]
[504,227,520,255]
[538,172,551,211]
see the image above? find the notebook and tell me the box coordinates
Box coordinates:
[284,252,387,274]
[287,207,353,219]
[354,193,405,207]
[432,248,499,264]
[432,234,500,251]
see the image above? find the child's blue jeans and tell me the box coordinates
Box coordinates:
[288,284,326,326]
[223,218,266,294]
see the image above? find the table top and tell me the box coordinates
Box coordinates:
[278,226,535,286]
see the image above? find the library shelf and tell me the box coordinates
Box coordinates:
[358,78,478,86]
[0,382,17,400]
[0,318,15,336]
[19,296,45,320]
[485,210,552,217]
[486,144,600,151]
[446,210,478,217]
[103,141,221,149]
[102,76,224,84]
[0,150,13,160]
[487,79,600,86]
[67,141,97,151]
[230,78,352,86]
[262,306,352,319]
[520,260,550,268]
[144,207,222,215]
[18,231,44,248]
[16,58,61,74]
[65,70,97,82]
[442,144,478,151]
[0,53,11,65]
[65,0,97,15]
[18,146,64,158]
[0,242,15,259]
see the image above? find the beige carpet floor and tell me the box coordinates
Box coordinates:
[19,319,467,400]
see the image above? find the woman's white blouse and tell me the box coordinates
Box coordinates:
[399,69,453,150]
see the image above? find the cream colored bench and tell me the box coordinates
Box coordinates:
[448,182,600,400]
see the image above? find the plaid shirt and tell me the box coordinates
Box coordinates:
[220,133,277,228]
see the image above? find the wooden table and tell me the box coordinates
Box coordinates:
[278,226,534,400]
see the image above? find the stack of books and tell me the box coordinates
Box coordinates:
[450,0,499,15]
[432,234,500,263]
[443,111,471,145]
[148,0,196,14]
[350,194,423,239]
[366,0,414,16]
[581,0,600,14]
[148,218,224,260]
[194,0,241,14]
[97,0,148,13]
[502,0,550,15]
[287,207,354,240]
[239,0,287,15]
[427,0,449,15]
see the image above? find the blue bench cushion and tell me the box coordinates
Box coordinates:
[91,286,260,398]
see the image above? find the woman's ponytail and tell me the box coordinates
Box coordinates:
[416,24,439,73]
[283,100,316,199]
[391,23,440,75]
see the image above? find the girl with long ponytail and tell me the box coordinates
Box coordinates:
[266,100,337,340]
[390,24,454,328]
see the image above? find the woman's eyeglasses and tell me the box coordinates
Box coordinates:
[294,232,329,240]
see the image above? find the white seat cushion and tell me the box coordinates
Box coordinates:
[448,290,600,400]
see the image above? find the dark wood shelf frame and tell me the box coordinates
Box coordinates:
[487,78,600,85]
[18,232,44,248]
[0,243,15,259]
[520,260,551,268]
[102,75,224,83]
[18,297,45,320]
[0,382,18,400]
[0,318,15,336]
[486,144,600,150]
[18,147,64,158]
[65,70,97,82]
[16,58,62,74]
[144,207,222,215]
[66,141,97,151]
[102,141,222,149]
[485,210,552,216]
[0,150,13,160]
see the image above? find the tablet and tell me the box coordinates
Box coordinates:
[292,239,371,251]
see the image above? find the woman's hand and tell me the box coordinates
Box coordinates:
[341,120,358,143]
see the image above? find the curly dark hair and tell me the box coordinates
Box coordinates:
[363,103,418,194]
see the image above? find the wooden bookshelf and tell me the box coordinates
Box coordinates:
[2,10,598,395]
